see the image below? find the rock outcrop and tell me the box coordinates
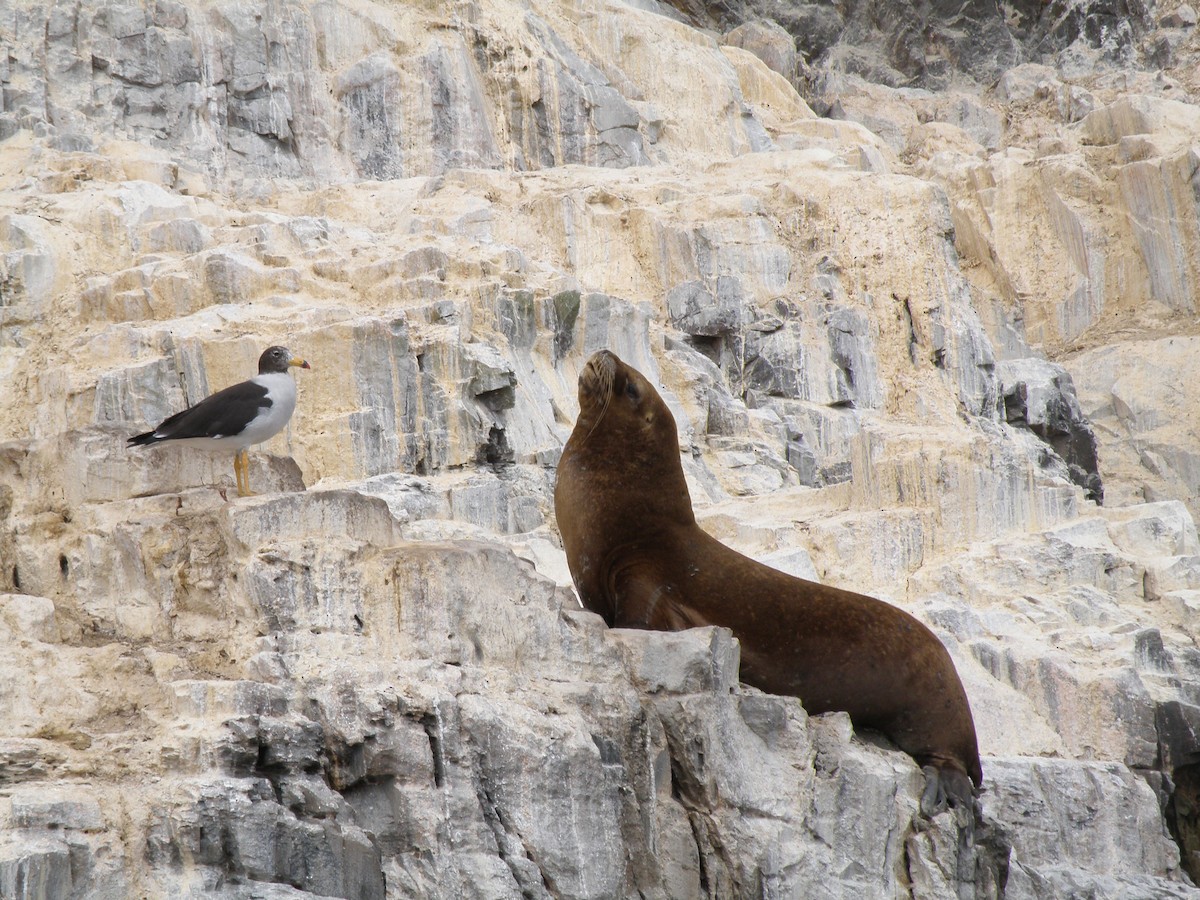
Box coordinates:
[3,0,1200,898]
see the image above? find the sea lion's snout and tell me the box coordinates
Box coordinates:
[582,349,617,379]
[576,350,623,439]
[580,350,618,400]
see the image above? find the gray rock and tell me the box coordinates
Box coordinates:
[1162,4,1199,27]
[914,92,1004,150]
[423,40,503,172]
[0,740,62,787]
[0,839,74,900]
[145,778,386,899]
[11,791,104,832]
[672,0,1163,89]
[986,757,1191,895]
[999,357,1103,502]
[665,278,747,338]
[733,297,882,410]
[786,403,859,484]
[609,625,741,695]
[335,54,406,181]
[0,0,665,180]
[996,64,1061,105]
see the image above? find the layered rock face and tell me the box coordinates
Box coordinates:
[2,1,1200,898]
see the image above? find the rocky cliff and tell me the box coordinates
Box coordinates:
[2,0,1200,897]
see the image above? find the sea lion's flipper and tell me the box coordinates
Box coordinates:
[920,764,980,886]
[920,764,977,817]
[612,567,706,631]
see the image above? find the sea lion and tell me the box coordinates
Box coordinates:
[554,349,982,808]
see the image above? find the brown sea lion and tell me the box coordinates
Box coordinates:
[554,349,983,809]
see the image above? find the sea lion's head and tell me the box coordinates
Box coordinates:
[576,350,674,445]
[562,349,693,526]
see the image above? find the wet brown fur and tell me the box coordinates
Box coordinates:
[554,350,983,797]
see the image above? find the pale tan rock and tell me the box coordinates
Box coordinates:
[3,0,1200,895]
[719,45,812,137]
[0,594,58,644]
[1067,336,1200,518]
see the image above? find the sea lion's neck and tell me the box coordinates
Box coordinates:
[589,425,694,526]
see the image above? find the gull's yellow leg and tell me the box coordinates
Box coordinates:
[235,449,256,497]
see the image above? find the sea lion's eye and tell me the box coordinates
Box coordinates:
[625,382,639,400]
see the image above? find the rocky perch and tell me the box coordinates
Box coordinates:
[3,0,1200,898]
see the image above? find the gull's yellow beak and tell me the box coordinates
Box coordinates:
[290,357,312,370]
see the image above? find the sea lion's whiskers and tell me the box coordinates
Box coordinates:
[581,359,614,444]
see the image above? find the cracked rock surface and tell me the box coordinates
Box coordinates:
[3,0,1200,897]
